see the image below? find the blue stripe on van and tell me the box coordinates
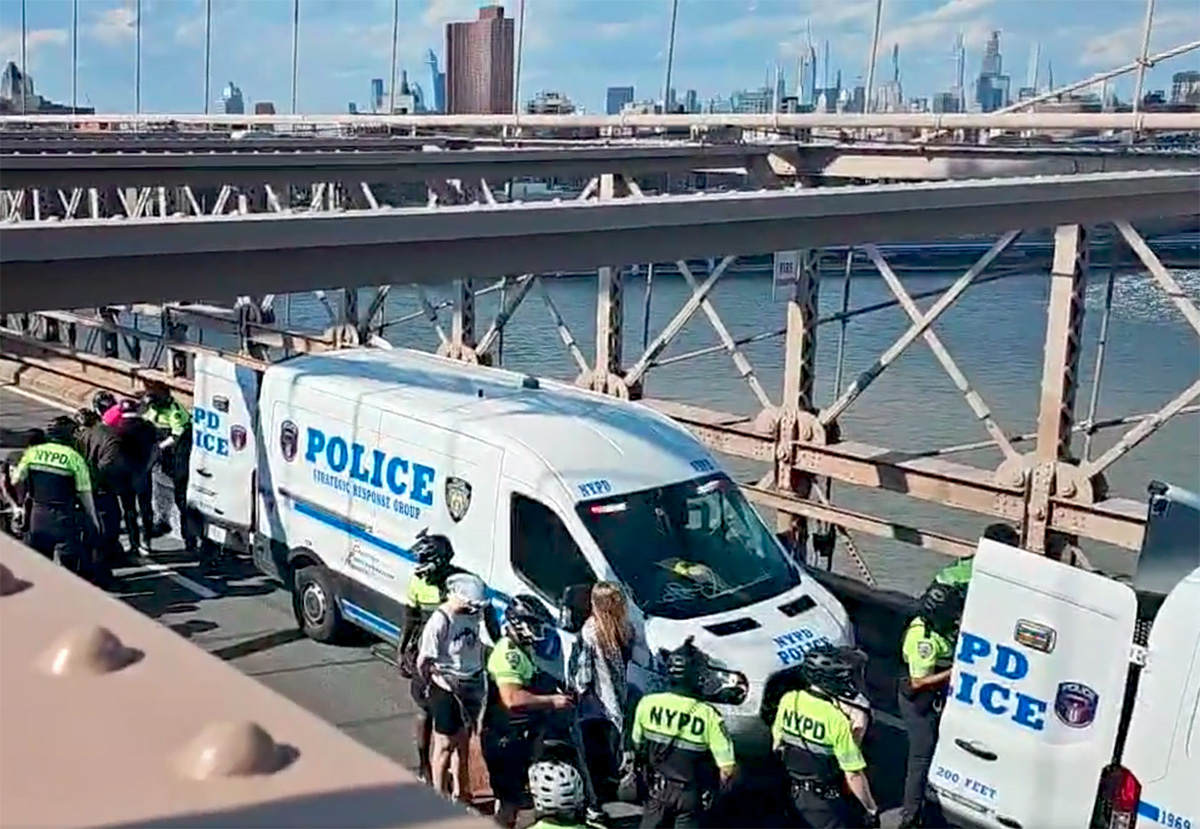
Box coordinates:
[341,600,401,639]
[1137,801,1161,821]
[289,497,511,605]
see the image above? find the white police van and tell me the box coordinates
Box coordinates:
[185,347,854,739]
[931,481,1200,829]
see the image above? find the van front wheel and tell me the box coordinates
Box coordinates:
[293,564,345,643]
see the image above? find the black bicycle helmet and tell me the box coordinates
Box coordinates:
[92,390,117,416]
[663,636,709,694]
[504,594,555,646]
[411,529,454,579]
[46,416,77,444]
[800,641,867,700]
[75,408,100,428]
[918,582,966,640]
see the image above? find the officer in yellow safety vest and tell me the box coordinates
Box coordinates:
[931,522,1021,593]
[9,416,101,577]
[772,642,880,828]
[142,382,190,539]
[898,582,965,829]
[630,637,737,828]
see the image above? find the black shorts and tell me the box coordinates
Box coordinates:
[410,674,431,711]
[428,681,483,736]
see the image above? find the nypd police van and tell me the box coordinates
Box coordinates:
[930,481,1199,829]
[185,347,855,740]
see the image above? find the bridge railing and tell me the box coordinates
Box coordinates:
[0,534,485,829]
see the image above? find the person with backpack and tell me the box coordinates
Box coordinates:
[416,572,490,804]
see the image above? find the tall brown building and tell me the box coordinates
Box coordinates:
[445,5,515,115]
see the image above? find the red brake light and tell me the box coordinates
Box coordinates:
[1098,765,1141,829]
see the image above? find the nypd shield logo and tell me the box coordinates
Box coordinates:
[279,420,299,463]
[230,425,247,452]
[445,477,472,523]
[1054,681,1099,728]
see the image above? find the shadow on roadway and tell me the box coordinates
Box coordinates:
[91,781,475,829]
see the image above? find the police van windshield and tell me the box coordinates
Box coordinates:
[576,473,800,620]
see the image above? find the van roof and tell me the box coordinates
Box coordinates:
[273,347,715,499]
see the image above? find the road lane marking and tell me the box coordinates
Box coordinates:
[1,383,79,414]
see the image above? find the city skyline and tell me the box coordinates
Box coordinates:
[0,0,1196,115]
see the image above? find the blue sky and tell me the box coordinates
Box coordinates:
[0,0,1196,114]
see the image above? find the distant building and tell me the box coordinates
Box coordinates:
[426,50,446,113]
[932,91,961,113]
[348,101,359,114]
[525,90,575,114]
[606,85,634,115]
[254,101,276,114]
[221,81,245,115]
[370,78,385,112]
[0,61,93,114]
[683,89,699,114]
[391,69,418,114]
[445,4,514,115]
[1171,71,1200,105]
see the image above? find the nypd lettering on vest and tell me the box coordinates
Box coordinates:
[303,426,436,518]
[648,705,707,738]
[953,631,1049,732]
[192,408,230,457]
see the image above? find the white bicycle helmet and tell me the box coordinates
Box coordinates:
[528,760,585,815]
[445,572,486,610]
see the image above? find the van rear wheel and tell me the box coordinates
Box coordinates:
[293,564,346,643]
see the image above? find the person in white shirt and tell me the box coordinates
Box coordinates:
[416,572,488,802]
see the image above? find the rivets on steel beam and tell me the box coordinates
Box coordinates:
[174,721,294,780]
[0,563,31,596]
[37,626,142,677]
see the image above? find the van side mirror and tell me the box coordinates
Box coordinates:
[559,584,591,634]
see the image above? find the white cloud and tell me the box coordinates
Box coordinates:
[1079,9,1199,68]
[0,28,69,65]
[90,1,139,47]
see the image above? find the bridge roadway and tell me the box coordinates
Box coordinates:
[0,385,919,828]
[2,169,1197,314]
[3,142,1197,190]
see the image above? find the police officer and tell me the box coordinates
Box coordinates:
[772,643,880,829]
[527,760,597,829]
[930,522,1020,593]
[113,398,158,553]
[75,406,128,571]
[897,583,965,829]
[483,595,573,828]
[142,383,189,539]
[9,416,100,575]
[1,428,44,538]
[630,637,737,829]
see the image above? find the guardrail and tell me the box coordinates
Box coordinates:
[0,535,485,829]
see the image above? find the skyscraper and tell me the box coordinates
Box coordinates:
[426,50,446,113]
[370,78,384,112]
[606,86,634,114]
[445,5,514,115]
[221,82,245,115]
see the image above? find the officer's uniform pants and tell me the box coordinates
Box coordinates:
[790,780,856,829]
[640,778,703,829]
[25,504,87,575]
[898,689,943,827]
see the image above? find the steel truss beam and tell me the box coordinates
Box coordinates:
[3,170,1196,314]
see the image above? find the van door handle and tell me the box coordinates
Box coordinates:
[196,469,213,478]
[955,738,998,762]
